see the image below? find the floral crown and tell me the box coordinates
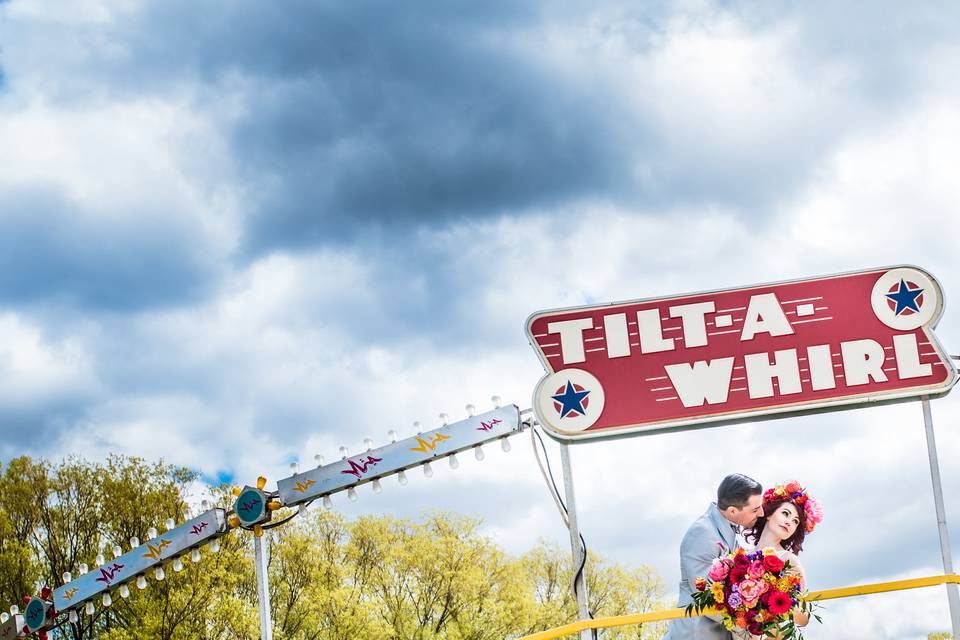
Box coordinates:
[763,481,823,534]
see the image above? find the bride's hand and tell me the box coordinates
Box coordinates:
[793,607,810,627]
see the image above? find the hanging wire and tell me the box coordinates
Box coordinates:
[260,499,315,530]
[530,423,597,637]
[531,426,569,527]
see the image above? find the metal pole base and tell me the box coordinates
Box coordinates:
[255,535,273,640]
[921,398,960,639]
[559,444,592,640]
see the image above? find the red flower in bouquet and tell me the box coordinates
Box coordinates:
[759,589,772,607]
[694,577,707,591]
[768,590,793,615]
[729,565,747,583]
[763,554,785,572]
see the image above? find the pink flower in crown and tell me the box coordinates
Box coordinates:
[747,560,766,579]
[804,496,824,533]
[737,578,768,608]
[708,558,730,581]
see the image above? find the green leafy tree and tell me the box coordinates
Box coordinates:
[0,456,669,640]
[520,540,668,639]
[0,455,208,639]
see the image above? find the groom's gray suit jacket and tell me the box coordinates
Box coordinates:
[663,503,738,640]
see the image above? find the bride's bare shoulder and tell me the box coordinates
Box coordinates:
[782,550,803,566]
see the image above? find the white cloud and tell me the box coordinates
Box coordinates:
[0,313,98,408]
[0,97,239,252]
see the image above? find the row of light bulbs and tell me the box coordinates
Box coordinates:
[49,503,224,623]
[58,539,223,622]
[289,400,512,507]
[298,397,505,467]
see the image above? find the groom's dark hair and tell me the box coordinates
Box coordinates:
[717,473,762,510]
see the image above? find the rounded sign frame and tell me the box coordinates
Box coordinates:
[24,597,47,632]
[534,368,606,435]
[234,488,266,527]
[870,266,940,331]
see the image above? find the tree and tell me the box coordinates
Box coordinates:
[0,455,217,640]
[520,540,668,639]
[0,455,669,639]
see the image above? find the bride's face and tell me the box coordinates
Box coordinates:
[766,502,801,542]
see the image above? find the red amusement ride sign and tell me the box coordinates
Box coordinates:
[526,266,956,441]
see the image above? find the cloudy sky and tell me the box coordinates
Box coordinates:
[2,1,960,637]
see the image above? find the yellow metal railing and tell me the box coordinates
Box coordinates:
[519,573,960,640]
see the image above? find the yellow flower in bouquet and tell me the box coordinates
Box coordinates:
[711,581,725,603]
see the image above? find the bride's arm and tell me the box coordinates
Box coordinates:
[788,554,810,627]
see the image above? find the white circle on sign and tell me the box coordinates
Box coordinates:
[870,267,938,331]
[535,368,605,433]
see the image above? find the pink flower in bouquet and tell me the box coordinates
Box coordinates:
[737,578,768,606]
[708,558,730,581]
[747,560,765,579]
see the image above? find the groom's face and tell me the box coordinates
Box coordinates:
[727,493,764,527]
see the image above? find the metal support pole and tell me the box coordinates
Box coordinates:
[921,397,960,639]
[254,535,273,640]
[559,443,592,640]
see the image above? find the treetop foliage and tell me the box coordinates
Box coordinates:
[0,455,668,639]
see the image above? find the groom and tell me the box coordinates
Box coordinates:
[664,473,764,640]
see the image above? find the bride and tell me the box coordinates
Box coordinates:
[740,481,823,638]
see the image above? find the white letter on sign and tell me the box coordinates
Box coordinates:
[840,339,888,386]
[669,301,715,348]
[744,349,802,399]
[740,293,794,341]
[637,309,674,354]
[664,358,734,407]
[893,333,932,379]
[548,318,594,364]
[603,313,631,358]
[805,344,837,391]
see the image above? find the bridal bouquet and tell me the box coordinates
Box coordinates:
[687,547,817,638]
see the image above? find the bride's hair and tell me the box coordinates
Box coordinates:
[745,499,807,554]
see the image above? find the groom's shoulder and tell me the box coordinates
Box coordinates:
[681,506,716,540]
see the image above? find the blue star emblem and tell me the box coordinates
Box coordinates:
[551,381,590,418]
[885,279,924,316]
